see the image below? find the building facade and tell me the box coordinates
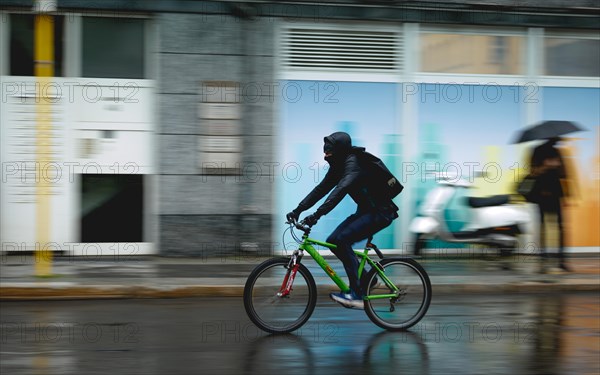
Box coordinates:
[1,0,599,256]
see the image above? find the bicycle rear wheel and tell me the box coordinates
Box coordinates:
[363,258,431,331]
[243,258,317,334]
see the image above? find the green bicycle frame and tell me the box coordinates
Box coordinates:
[298,235,400,301]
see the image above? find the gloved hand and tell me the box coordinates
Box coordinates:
[286,210,300,223]
[302,213,320,227]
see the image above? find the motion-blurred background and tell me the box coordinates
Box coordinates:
[1,0,598,258]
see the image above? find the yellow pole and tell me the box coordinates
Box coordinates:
[34,12,54,276]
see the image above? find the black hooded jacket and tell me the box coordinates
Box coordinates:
[295,132,398,218]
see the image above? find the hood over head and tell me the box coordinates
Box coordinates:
[323,132,353,165]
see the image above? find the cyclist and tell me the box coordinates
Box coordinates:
[286,131,399,309]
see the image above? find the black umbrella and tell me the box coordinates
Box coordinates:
[511,120,586,143]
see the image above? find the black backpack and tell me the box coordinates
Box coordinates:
[354,148,404,199]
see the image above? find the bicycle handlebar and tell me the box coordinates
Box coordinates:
[286,218,312,234]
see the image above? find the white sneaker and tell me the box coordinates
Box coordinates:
[329,292,364,309]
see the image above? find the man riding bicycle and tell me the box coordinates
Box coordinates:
[287,131,399,309]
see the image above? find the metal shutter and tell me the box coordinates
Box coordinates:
[281,27,402,72]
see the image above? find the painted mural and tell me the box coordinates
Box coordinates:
[277,80,399,249]
[278,80,599,250]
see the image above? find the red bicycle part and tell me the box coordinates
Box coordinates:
[278,264,300,297]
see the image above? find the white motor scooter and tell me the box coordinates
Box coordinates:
[409,174,533,255]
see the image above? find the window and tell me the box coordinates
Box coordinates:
[9,13,64,76]
[81,174,144,242]
[82,17,145,79]
[490,36,506,66]
[544,37,600,77]
[420,33,524,74]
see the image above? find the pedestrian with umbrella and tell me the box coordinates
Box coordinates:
[512,121,586,272]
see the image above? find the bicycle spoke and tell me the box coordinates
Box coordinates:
[364,259,431,330]
[244,258,317,333]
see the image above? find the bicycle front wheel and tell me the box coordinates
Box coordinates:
[364,258,432,331]
[243,258,317,334]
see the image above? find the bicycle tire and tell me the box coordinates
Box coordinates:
[244,258,317,334]
[363,258,432,331]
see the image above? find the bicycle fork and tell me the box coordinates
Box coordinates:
[277,250,302,297]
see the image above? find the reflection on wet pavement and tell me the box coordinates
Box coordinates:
[1,293,598,374]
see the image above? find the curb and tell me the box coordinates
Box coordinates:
[1,280,599,301]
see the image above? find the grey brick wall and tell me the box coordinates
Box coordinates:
[157,13,276,256]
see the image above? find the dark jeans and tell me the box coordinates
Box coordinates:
[537,202,565,263]
[327,209,397,296]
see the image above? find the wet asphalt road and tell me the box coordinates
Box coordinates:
[1,293,598,375]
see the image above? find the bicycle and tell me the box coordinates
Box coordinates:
[243,219,432,334]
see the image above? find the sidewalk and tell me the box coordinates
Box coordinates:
[1,253,599,300]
